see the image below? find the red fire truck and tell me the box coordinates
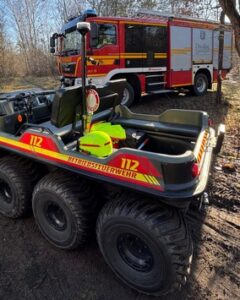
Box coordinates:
[51,9,233,106]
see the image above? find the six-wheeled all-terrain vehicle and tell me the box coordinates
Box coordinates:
[0,23,225,296]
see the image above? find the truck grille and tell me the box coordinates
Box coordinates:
[61,63,76,74]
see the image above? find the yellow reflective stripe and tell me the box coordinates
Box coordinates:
[148,175,156,185]
[143,175,160,186]
[154,53,167,59]
[0,136,160,186]
[149,175,160,185]
[144,175,152,184]
[87,59,115,66]
[171,48,191,54]
[197,131,209,163]
[120,53,147,59]
[95,20,118,24]
[120,52,167,59]
[0,136,33,151]
[171,83,192,87]
[92,55,119,59]
[88,73,107,77]
[193,60,212,64]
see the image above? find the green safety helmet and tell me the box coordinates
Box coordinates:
[91,122,126,140]
[79,131,113,157]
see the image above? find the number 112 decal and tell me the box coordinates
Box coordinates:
[121,158,139,172]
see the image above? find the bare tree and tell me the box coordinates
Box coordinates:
[164,0,218,19]
[86,0,138,16]
[52,0,220,22]
[216,10,225,104]
[0,9,5,77]
[131,0,219,20]
[55,0,87,24]
[219,0,240,56]
[3,0,52,75]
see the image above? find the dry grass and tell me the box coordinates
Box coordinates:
[0,75,239,130]
[0,76,59,92]
[221,79,240,130]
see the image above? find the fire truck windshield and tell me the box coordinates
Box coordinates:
[63,29,81,52]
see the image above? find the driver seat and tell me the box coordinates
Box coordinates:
[50,79,126,131]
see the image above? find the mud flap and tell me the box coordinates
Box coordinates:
[214,124,225,154]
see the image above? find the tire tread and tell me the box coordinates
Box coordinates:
[97,192,192,296]
[33,171,97,249]
[0,155,40,218]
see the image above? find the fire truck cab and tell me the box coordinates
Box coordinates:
[51,9,232,106]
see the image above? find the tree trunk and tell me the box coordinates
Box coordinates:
[219,0,240,57]
[216,11,225,104]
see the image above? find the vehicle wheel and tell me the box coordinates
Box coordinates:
[32,171,97,250]
[191,73,208,96]
[97,195,193,296]
[121,82,134,107]
[0,156,39,218]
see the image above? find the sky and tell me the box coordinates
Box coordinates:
[0,0,231,46]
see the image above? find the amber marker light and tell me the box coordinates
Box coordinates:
[17,114,23,123]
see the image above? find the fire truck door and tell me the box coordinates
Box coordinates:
[88,23,120,77]
[144,25,167,68]
[124,24,143,69]
[192,28,213,64]
[170,26,192,86]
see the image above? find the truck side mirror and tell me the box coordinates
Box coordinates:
[50,47,55,54]
[90,23,99,48]
[50,35,56,48]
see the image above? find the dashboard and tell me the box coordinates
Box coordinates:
[0,90,55,134]
[0,91,55,115]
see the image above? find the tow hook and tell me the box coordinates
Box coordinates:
[199,192,210,210]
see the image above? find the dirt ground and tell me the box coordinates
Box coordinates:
[0,78,239,300]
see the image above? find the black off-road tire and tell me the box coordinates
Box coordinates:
[0,155,40,218]
[122,82,135,107]
[97,194,193,296]
[32,171,97,250]
[191,73,208,96]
